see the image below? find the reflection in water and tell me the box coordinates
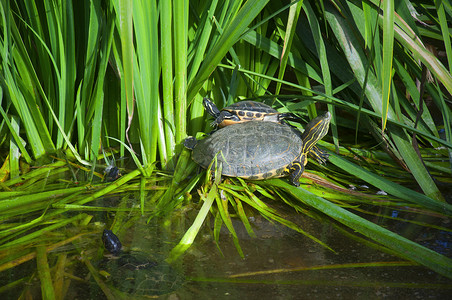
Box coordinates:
[1,198,451,299]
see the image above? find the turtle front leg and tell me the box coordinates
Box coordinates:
[287,161,305,187]
[215,111,240,127]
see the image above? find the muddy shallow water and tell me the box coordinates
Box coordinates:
[178,209,451,299]
[1,196,451,299]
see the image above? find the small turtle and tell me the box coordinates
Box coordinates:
[99,230,184,296]
[185,112,331,186]
[203,98,302,128]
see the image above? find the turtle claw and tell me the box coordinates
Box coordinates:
[316,152,329,165]
[291,179,301,187]
[310,145,329,165]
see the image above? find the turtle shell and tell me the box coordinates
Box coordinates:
[203,98,303,128]
[219,101,279,127]
[224,100,277,114]
[99,252,184,296]
[191,121,303,180]
[99,230,184,296]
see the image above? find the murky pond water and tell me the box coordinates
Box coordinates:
[180,206,451,299]
[1,191,450,300]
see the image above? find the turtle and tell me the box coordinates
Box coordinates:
[203,97,302,128]
[184,112,331,186]
[98,229,184,296]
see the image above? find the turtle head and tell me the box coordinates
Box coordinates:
[203,97,221,117]
[301,111,332,153]
[102,229,122,256]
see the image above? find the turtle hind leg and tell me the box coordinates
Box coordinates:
[184,136,198,150]
[287,161,304,187]
[278,113,303,123]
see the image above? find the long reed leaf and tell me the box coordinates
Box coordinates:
[160,0,176,169]
[174,0,188,145]
[168,182,217,262]
[324,3,444,202]
[327,152,452,215]
[36,245,56,300]
[188,0,270,101]
[381,0,394,131]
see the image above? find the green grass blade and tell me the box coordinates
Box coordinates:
[114,0,134,153]
[390,15,452,96]
[0,102,31,163]
[88,11,114,162]
[8,116,20,178]
[327,151,452,215]
[215,193,244,258]
[130,0,159,171]
[435,0,452,72]
[36,246,56,300]
[168,183,217,263]
[187,0,220,85]
[381,0,394,131]
[79,0,102,154]
[160,0,176,169]
[0,4,46,158]
[230,195,256,238]
[213,210,224,254]
[188,0,271,101]
[275,0,302,95]
[174,0,188,146]
[242,30,323,83]
[325,3,444,202]
[303,1,338,148]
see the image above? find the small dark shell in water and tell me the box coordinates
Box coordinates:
[104,166,121,182]
[102,229,122,256]
[98,230,184,296]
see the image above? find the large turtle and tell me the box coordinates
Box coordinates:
[99,229,184,296]
[203,97,302,128]
[185,112,331,186]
